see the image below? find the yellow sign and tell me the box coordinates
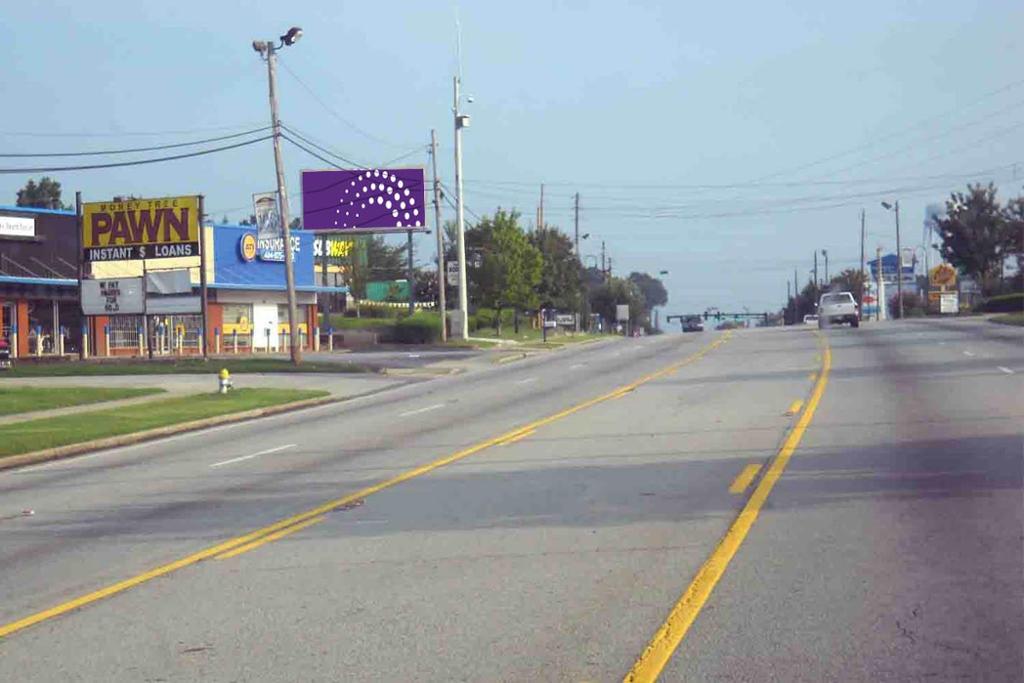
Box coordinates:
[929,263,957,288]
[83,196,200,261]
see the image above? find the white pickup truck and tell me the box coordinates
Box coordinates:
[818,291,860,328]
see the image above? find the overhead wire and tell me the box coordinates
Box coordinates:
[0,127,273,157]
[277,57,414,150]
[0,135,273,174]
[0,122,268,138]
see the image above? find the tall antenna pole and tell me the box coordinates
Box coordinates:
[538,183,544,232]
[453,76,469,339]
[431,129,447,342]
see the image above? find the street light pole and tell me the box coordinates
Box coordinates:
[254,28,303,364]
[453,76,469,339]
[882,200,904,319]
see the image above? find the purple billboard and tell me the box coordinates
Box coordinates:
[302,168,427,232]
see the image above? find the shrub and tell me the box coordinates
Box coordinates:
[978,292,1024,313]
[393,312,443,344]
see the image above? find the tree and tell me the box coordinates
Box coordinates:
[935,183,1015,295]
[588,276,646,329]
[529,226,581,311]
[465,209,542,313]
[627,272,668,314]
[1004,192,1024,291]
[16,177,70,210]
[828,268,867,298]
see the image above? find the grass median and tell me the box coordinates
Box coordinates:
[0,388,329,460]
[0,386,164,416]
[3,358,378,378]
[990,313,1024,326]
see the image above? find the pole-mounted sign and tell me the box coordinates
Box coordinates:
[82,196,200,261]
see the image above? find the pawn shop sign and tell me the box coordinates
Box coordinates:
[83,196,200,262]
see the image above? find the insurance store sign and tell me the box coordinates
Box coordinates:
[82,196,200,261]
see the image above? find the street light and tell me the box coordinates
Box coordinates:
[253,26,303,363]
[659,270,669,276]
[881,200,903,319]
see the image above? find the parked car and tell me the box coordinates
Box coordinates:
[802,314,818,325]
[682,315,704,332]
[818,292,859,328]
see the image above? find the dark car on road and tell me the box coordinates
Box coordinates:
[682,316,704,332]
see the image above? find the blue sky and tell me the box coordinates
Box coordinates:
[2,0,1021,313]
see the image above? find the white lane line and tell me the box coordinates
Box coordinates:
[407,353,421,358]
[997,366,1014,374]
[210,444,296,469]
[570,364,584,369]
[399,403,445,417]
[963,350,975,357]
[515,377,538,385]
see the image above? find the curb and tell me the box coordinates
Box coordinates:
[0,395,342,472]
[495,352,530,365]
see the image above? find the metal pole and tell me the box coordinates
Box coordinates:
[539,183,544,231]
[453,76,469,339]
[199,194,209,359]
[787,280,791,325]
[895,200,903,319]
[823,250,829,283]
[813,250,818,287]
[876,247,883,321]
[601,241,606,280]
[794,267,798,317]
[859,209,865,317]
[266,43,301,363]
[430,129,447,342]
[75,191,85,361]
[574,192,580,254]
[407,229,415,315]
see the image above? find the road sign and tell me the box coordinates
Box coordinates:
[616,304,629,322]
[446,260,459,287]
[939,292,959,314]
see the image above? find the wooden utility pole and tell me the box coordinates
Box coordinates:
[430,129,446,342]
[859,209,866,315]
[574,192,580,254]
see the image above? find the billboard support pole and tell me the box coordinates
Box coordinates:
[407,230,415,315]
[431,129,447,342]
[75,191,85,361]
[199,194,209,360]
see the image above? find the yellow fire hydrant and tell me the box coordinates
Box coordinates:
[218,368,233,394]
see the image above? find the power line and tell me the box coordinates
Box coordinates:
[277,57,412,150]
[0,122,267,138]
[0,126,272,157]
[279,124,368,168]
[748,78,1024,183]
[0,135,272,174]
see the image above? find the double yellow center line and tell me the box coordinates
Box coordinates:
[624,332,832,682]
[0,333,731,640]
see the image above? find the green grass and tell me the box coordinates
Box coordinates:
[3,358,378,378]
[0,388,329,459]
[990,313,1024,326]
[0,386,163,416]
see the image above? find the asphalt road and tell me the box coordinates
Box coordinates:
[0,319,1020,682]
